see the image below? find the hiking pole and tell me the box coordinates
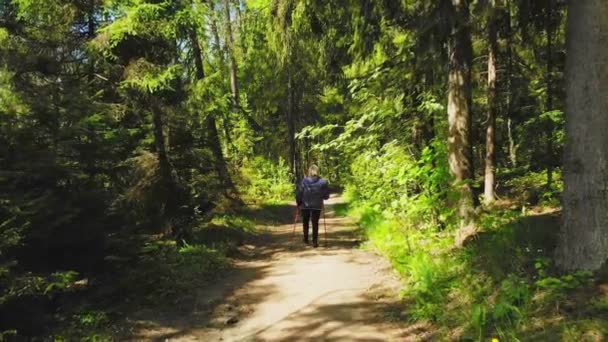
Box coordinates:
[323,205,328,247]
[292,206,300,244]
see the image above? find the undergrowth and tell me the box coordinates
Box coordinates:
[48,239,230,341]
[238,156,294,204]
[349,200,606,340]
[23,209,260,341]
[342,141,605,340]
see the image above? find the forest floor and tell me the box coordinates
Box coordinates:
[124,194,428,341]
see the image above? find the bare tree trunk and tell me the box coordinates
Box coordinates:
[151,102,177,235]
[221,0,239,159]
[484,1,498,205]
[448,0,475,235]
[152,106,172,188]
[87,0,96,85]
[223,0,240,110]
[190,28,235,192]
[209,14,234,153]
[190,29,205,80]
[506,0,517,167]
[287,59,297,181]
[424,68,436,145]
[233,0,243,38]
[211,15,225,65]
[545,0,555,187]
[206,115,234,190]
[556,0,608,271]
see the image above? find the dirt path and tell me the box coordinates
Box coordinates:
[130,195,418,341]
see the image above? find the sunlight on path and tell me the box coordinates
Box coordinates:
[134,195,414,341]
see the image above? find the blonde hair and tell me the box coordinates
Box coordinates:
[308,165,319,177]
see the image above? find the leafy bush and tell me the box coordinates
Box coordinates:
[535,262,593,299]
[346,188,599,340]
[239,156,294,204]
[402,251,455,321]
[94,239,228,313]
[128,240,227,302]
[503,170,563,207]
[346,139,454,230]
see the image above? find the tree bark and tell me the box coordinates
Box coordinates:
[448,0,475,231]
[484,1,498,205]
[87,0,96,85]
[233,0,243,38]
[152,106,172,187]
[190,28,235,192]
[223,0,240,110]
[210,15,225,65]
[220,0,239,158]
[556,0,608,271]
[190,29,205,80]
[287,57,297,181]
[545,0,555,187]
[505,0,517,167]
[151,102,177,235]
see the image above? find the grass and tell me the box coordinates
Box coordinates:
[333,202,350,217]
[344,198,608,341]
[41,209,263,341]
[49,240,230,341]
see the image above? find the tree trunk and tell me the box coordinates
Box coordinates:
[152,106,172,188]
[233,0,243,38]
[206,115,234,190]
[448,0,475,233]
[556,0,608,271]
[221,0,239,158]
[190,29,205,80]
[545,0,555,187]
[287,59,297,182]
[211,15,225,65]
[484,1,498,205]
[424,68,436,145]
[87,0,96,85]
[190,28,235,192]
[505,0,517,167]
[151,103,177,235]
[209,14,234,153]
[223,0,240,110]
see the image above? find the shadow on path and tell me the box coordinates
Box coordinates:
[126,194,420,341]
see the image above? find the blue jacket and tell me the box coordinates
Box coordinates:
[296,176,330,210]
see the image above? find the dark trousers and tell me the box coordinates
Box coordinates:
[302,209,321,243]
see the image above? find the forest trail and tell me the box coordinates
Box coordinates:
[130,195,427,341]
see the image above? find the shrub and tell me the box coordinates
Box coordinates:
[346,139,454,230]
[503,170,563,207]
[239,157,294,204]
[108,240,228,306]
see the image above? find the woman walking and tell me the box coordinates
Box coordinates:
[295,165,330,248]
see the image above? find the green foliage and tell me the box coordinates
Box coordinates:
[114,240,227,305]
[347,193,598,340]
[332,202,350,217]
[96,1,174,52]
[122,62,183,94]
[0,0,591,339]
[53,310,113,342]
[562,321,608,342]
[504,170,563,206]
[535,258,593,297]
[44,271,80,295]
[346,139,454,230]
[210,214,257,233]
[74,311,109,329]
[1,270,80,306]
[239,157,294,204]
[402,251,454,321]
